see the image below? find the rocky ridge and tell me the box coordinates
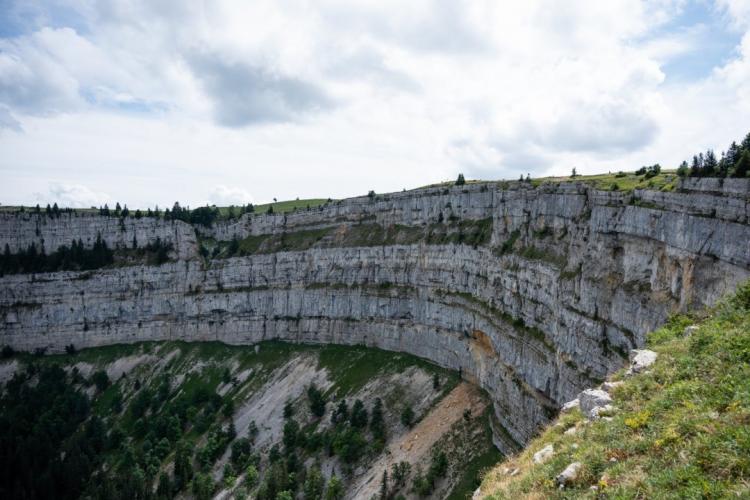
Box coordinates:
[2,178,749,453]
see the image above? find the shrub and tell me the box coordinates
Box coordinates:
[307,384,327,418]
[91,370,110,392]
[349,399,368,428]
[400,406,415,428]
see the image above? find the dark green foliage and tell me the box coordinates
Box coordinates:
[635,164,661,178]
[331,399,348,425]
[173,442,193,491]
[379,470,389,500]
[0,234,113,275]
[391,461,412,488]
[156,472,172,498]
[455,173,466,185]
[370,398,386,447]
[410,450,448,496]
[284,399,295,419]
[191,471,215,500]
[682,131,750,178]
[283,419,300,451]
[307,383,327,418]
[332,427,367,463]
[325,475,343,500]
[165,203,221,226]
[400,406,415,428]
[304,465,325,500]
[231,438,253,467]
[0,364,92,499]
[196,423,235,470]
[91,370,110,392]
[349,399,368,428]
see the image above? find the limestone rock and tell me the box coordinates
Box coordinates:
[533,444,554,464]
[579,389,613,420]
[628,349,658,375]
[561,398,580,413]
[1,179,748,454]
[556,462,582,487]
[683,325,699,337]
[602,381,624,392]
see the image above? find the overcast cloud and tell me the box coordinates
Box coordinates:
[1,0,749,208]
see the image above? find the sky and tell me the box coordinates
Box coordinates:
[1,0,750,208]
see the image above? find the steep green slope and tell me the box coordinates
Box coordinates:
[0,341,498,500]
[479,282,750,499]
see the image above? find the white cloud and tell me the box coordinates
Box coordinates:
[36,182,111,208]
[207,185,255,206]
[0,0,749,207]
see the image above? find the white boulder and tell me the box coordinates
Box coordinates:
[628,349,658,375]
[561,398,580,413]
[533,444,554,464]
[579,389,613,420]
[556,462,582,487]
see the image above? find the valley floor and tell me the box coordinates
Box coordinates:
[0,340,500,500]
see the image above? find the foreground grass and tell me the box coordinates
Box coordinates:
[480,282,750,499]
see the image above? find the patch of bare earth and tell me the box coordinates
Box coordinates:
[347,382,487,500]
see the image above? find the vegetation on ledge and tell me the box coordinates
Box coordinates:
[478,282,750,499]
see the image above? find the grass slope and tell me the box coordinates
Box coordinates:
[480,282,750,499]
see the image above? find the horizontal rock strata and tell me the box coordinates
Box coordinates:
[2,178,749,452]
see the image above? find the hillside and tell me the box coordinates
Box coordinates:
[477,282,750,498]
[0,341,500,499]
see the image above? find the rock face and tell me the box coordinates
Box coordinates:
[2,178,749,453]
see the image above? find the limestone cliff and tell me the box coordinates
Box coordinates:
[2,178,749,453]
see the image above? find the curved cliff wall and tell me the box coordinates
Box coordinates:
[2,179,749,451]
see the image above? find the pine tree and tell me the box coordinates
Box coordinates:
[690,155,701,177]
[379,470,388,500]
[349,399,368,428]
[704,150,718,177]
[455,173,466,185]
[370,398,386,445]
[732,150,750,178]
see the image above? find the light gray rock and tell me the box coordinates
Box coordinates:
[579,389,613,420]
[533,444,554,464]
[628,349,658,375]
[1,180,748,454]
[589,404,615,420]
[602,381,624,392]
[561,398,580,413]
[683,325,699,337]
[556,462,582,487]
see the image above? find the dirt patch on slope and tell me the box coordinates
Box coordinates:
[347,382,487,499]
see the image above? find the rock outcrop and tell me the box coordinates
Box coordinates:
[2,178,749,453]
